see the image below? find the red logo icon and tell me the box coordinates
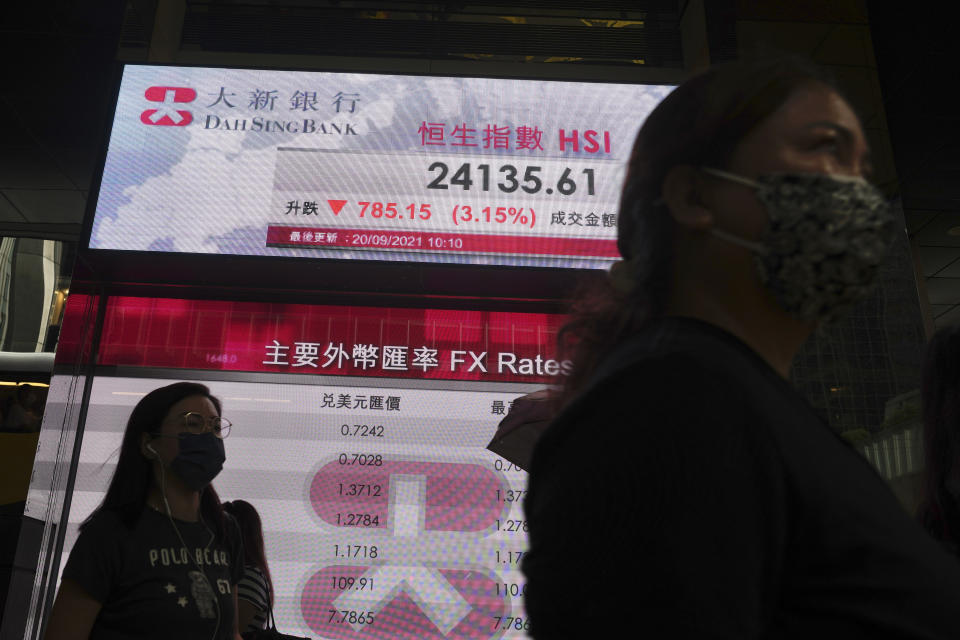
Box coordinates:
[140,86,196,126]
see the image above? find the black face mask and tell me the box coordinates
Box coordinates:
[170,432,225,491]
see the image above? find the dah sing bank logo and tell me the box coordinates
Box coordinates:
[140,86,196,126]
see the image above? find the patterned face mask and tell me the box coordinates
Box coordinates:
[701,167,895,323]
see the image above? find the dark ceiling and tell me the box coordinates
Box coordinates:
[870,6,958,210]
[0,1,126,240]
[869,4,960,326]
[177,1,682,64]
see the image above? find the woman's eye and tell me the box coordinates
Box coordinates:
[814,137,840,152]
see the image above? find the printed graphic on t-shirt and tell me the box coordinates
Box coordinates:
[147,543,231,618]
[60,509,242,639]
[188,571,218,619]
[148,545,230,569]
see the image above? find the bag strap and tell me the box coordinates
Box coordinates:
[267,602,277,631]
[263,591,312,639]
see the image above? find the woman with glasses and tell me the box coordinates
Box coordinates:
[45,382,243,640]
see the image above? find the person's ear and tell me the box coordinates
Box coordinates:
[662,165,714,232]
[140,433,157,460]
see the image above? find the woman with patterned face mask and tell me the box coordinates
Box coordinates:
[521,60,960,638]
[45,382,244,640]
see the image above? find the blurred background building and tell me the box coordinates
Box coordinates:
[0,0,955,631]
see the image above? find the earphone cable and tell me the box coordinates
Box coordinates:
[156,452,222,640]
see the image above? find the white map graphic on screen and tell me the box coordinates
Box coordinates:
[91,65,672,268]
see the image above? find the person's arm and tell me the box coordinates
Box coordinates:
[236,593,260,633]
[232,590,243,640]
[223,512,246,639]
[43,579,102,640]
[235,567,270,633]
[47,512,121,640]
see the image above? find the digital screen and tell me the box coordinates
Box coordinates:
[30,297,561,638]
[89,65,673,269]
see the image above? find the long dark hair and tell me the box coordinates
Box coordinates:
[82,382,230,542]
[223,499,274,606]
[918,324,960,548]
[559,58,839,401]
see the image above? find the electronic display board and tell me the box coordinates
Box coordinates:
[28,297,560,639]
[89,65,673,269]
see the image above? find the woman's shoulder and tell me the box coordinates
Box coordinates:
[242,565,266,580]
[539,331,777,466]
[569,318,791,425]
[237,565,270,606]
[66,508,140,574]
[240,565,268,590]
[79,507,136,537]
[629,318,774,378]
[571,347,745,420]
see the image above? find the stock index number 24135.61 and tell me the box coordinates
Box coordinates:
[427,162,595,196]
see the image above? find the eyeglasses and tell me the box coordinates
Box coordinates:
[165,412,232,439]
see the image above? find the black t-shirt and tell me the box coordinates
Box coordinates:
[522,317,960,639]
[62,506,244,640]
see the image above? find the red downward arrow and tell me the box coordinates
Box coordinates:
[327,199,347,215]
